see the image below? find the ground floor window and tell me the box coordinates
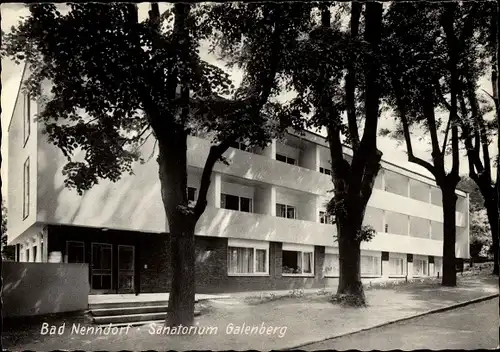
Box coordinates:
[389,256,405,275]
[433,258,443,276]
[67,241,85,263]
[361,255,381,276]
[323,253,339,276]
[227,240,268,275]
[413,258,428,276]
[282,246,314,275]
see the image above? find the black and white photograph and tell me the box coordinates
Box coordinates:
[0,1,499,350]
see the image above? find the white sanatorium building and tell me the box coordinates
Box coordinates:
[7,68,469,294]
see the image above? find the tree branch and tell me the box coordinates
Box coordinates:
[392,76,436,175]
[194,135,238,219]
[344,2,362,151]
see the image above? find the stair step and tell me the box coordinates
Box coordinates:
[96,320,165,328]
[91,310,202,325]
[93,312,167,324]
[91,305,170,317]
[89,299,199,310]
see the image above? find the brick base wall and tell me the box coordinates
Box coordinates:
[48,225,342,294]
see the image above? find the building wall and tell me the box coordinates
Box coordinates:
[36,127,166,234]
[7,69,38,243]
[2,262,89,317]
[10,91,470,259]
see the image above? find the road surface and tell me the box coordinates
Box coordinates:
[302,297,499,350]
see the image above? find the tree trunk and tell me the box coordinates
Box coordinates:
[484,198,499,275]
[333,194,366,306]
[157,134,197,326]
[441,187,458,286]
[336,222,365,304]
[167,216,196,326]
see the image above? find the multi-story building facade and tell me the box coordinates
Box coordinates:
[7,70,470,294]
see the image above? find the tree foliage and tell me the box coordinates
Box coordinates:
[2,2,317,325]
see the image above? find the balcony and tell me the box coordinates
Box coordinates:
[188,136,331,195]
[195,206,336,247]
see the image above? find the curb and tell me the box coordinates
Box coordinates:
[283,292,499,350]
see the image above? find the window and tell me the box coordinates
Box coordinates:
[23,158,30,219]
[361,255,381,276]
[384,170,409,197]
[409,179,431,203]
[430,186,443,207]
[227,246,268,275]
[434,257,443,276]
[276,203,296,219]
[188,187,197,202]
[364,207,384,232]
[24,93,31,145]
[221,193,253,213]
[374,170,384,190]
[33,246,38,263]
[413,258,428,276]
[323,253,339,276]
[319,211,335,224]
[231,141,249,152]
[276,153,296,165]
[431,221,443,240]
[385,210,409,236]
[409,216,431,239]
[319,167,331,175]
[26,248,30,262]
[389,257,405,275]
[282,250,314,275]
[67,241,85,263]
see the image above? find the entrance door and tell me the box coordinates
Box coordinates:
[91,243,113,293]
[118,245,135,293]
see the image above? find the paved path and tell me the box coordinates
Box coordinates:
[3,274,498,351]
[302,297,500,350]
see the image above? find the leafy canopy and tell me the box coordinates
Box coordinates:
[2,3,313,194]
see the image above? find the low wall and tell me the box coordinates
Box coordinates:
[2,262,89,318]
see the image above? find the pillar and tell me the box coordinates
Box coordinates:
[381,251,390,278]
[207,172,222,208]
[407,254,413,279]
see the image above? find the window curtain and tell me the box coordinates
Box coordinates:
[324,253,339,276]
[303,252,312,273]
[256,249,266,272]
[228,247,254,273]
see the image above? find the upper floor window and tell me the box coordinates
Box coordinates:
[23,157,30,220]
[231,141,249,152]
[319,211,335,224]
[276,153,296,165]
[319,167,331,175]
[276,203,296,219]
[409,179,430,203]
[384,170,409,197]
[221,193,253,213]
[24,93,31,145]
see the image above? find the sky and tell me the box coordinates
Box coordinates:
[1,3,498,201]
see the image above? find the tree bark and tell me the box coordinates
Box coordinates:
[157,133,197,326]
[485,198,499,275]
[166,215,197,326]
[442,186,458,286]
[335,205,365,304]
